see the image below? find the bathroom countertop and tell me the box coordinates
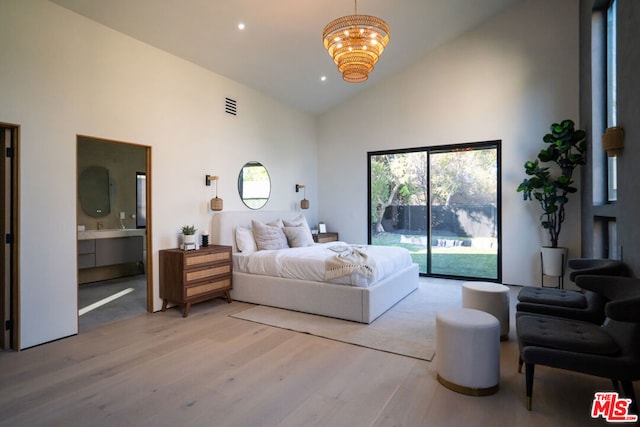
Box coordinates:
[78,228,146,240]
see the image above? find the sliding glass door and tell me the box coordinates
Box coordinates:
[369,141,500,281]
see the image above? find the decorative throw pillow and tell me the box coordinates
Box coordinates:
[283,214,314,246]
[267,218,284,228]
[283,226,315,248]
[235,226,257,253]
[251,220,289,251]
[283,214,309,229]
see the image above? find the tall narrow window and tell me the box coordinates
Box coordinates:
[368,141,500,281]
[606,0,618,202]
[136,172,146,228]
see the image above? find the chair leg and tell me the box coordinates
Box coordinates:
[518,356,523,374]
[621,381,638,415]
[525,363,535,411]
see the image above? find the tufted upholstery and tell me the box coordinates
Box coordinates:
[517,261,630,324]
[516,276,640,412]
[517,315,619,355]
[518,287,586,308]
[516,286,605,324]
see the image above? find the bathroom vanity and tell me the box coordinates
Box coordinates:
[77,229,145,282]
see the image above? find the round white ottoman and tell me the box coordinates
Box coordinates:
[462,281,510,340]
[436,308,500,396]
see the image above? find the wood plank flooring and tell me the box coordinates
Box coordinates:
[0,294,632,426]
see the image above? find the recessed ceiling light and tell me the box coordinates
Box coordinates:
[320,76,327,82]
[238,22,245,30]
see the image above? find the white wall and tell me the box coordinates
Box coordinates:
[317,0,580,287]
[0,0,581,348]
[0,0,317,348]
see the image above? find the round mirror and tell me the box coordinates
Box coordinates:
[238,161,271,210]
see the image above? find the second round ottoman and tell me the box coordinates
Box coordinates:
[462,281,510,340]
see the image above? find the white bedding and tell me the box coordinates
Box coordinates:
[233,241,412,287]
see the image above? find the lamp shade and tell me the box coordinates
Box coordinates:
[206,174,223,211]
[210,197,223,211]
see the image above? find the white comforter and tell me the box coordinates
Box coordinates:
[233,242,413,287]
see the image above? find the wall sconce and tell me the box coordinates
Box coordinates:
[602,126,624,157]
[296,184,309,210]
[206,174,223,211]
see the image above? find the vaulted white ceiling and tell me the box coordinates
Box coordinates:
[50,0,521,115]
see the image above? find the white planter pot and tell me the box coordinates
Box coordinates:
[183,234,196,245]
[540,246,568,277]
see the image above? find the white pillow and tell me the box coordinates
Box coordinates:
[235,226,257,253]
[283,214,314,247]
[283,226,315,248]
[251,220,289,251]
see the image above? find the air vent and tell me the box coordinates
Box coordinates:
[225,97,237,116]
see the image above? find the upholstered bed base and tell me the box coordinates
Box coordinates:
[232,263,419,323]
[212,211,419,323]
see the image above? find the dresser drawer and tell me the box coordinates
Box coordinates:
[185,264,231,284]
[186,278,231,298]
[185,250,230,267]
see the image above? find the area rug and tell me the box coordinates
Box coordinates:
[230,279,463,361]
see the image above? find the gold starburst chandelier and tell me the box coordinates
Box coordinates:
[322,0,390,83]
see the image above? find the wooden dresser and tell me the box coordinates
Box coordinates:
[160,245,232,317]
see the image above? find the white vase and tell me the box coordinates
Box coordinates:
[540,246,568,277]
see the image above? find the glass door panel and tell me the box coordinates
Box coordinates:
[429,147,498,279]
[370,151,428,273]
[369,142,500,280]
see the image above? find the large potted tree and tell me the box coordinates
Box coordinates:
[517,119,587,279]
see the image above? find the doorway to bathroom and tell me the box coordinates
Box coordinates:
[76,136,151,331]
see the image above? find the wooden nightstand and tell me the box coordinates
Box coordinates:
[160,245,232,317]
[313,232,339,243]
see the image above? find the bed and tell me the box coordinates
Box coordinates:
[211,211,419,323]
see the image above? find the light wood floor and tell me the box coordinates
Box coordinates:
[0,291,633,426]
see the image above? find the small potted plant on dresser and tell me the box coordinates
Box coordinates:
[516,119,587,286]
[181,225,197,250]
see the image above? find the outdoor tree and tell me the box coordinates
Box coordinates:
[431,150,496,206]
[370,154,415,233]
[371,148,497,235]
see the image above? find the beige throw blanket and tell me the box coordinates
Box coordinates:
[325,244,376,280]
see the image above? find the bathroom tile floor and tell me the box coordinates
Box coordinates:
[78,274,148,332]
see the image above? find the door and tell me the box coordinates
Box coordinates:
[1,124,19,350]
[77,136,152,331]
[369,141,501,281]
[429,145,500,280]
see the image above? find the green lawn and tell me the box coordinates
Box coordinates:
[372,232,498,279]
